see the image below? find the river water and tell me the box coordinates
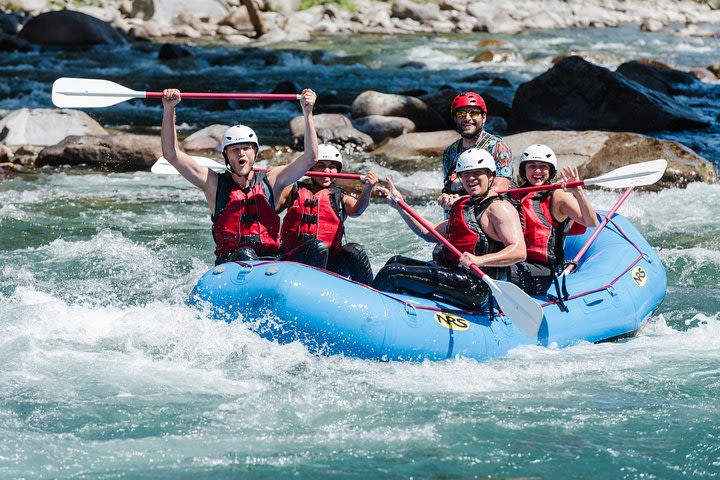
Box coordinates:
[1,25,720,478]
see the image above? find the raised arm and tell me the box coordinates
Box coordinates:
[161,89,218,199]
[377,177,447,242]
[267,89,319,201]
[554,165,599,227]
[344,171,378,218]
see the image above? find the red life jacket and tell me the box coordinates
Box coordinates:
[211,171,280,258]
[444,195,506,278]
[518,191,587,266]
[280,183,345,251]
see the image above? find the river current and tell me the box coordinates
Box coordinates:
[1,25,719,478]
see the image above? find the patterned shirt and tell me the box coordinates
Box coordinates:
[441,131,513,193]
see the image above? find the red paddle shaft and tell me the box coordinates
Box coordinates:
[254,167,364,181]
[145,92,300,101]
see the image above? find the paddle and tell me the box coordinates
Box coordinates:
[151,156,367,181]
[560,186,634,277]
[498,159,668,195]
[389,195,544,338]
[52,77,301,108]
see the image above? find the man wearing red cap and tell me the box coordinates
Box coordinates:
[438,91,513,213]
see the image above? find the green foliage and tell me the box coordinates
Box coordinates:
[299,0,357,13]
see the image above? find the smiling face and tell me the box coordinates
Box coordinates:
[522,161,552,186]
[310,160,340,188]
[459,168,493,197]
[224,143,257,177]
[454,107,486,139]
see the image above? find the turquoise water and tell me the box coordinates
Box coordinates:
[1,171,719,478]
[2,24,720,479]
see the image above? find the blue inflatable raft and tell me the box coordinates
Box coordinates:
[189,213,667,362]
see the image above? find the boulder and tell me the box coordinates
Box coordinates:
[351,90,445,131]
[147,0,228,25]
[182,124,229,152]
[510,56,712,133]
[372,130,459,158]
[0,108,107,147]
[616,60,706,96]
[17,10,126,46]
[351,115,416,143]
[289,113,373,151]
[35,134,162,171]
[391,0,442,22]
[158,42,192,60]
[502,130,717,190]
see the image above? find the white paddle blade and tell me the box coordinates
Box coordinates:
[585,159,667,189]
[52,77,145,108]
[485,278,544,338]
[152,156,226,175]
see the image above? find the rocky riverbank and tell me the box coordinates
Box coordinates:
[2,0,720,45]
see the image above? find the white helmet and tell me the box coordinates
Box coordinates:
[221,124,259,151]
[520,144,558,179]
[317,143,343,171]
[455,148,496,175]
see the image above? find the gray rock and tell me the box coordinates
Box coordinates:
[372,130,460,158]
[510,56,712,133]
[0,108,108,147]
[182,124,229,152]
[36,134,162,171]
[351,90,445,131]
[391,0,442,22]
[352,115,416,143]
[147,0,228,25]
[17,10,126,46]
[290,113,373,151]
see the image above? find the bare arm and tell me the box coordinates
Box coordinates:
[376,177,447,242]
[267,89,319,204]
[492,176,510,192]
[554,166,599,227]
[161,89,218,204]
[344,171,378,218]
[459,199,526,268]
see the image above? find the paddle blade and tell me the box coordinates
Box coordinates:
[485,278,544,338]
[52,77,144,108]
[152,156,226,174]
[586,159,667,189]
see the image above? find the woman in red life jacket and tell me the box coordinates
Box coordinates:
[280,144,379,284]
[160,88,323,266]
[508,144,599,295]
[372,148,526,309]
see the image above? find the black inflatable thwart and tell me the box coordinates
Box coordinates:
[372,255,489,309]
[327,243,373,285]
[282,239,329,270]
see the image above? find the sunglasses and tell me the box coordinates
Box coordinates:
[454,110,483,119]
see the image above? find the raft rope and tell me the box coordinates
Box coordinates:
[231,215,647,319]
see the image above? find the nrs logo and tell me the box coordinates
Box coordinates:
[631,266,647,287]
[434,312,470,331]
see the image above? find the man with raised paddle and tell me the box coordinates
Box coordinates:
[160,87,323,265]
